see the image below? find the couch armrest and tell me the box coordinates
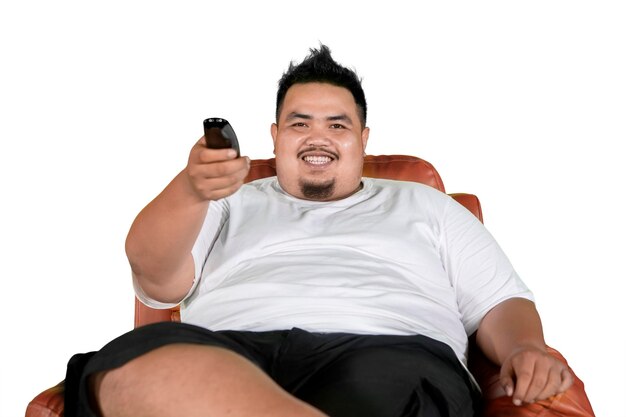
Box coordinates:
[26,382,64,417]
[469,340,595,417]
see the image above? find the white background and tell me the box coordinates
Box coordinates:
[1,1,624,416]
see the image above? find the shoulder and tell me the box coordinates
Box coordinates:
[227,177,278,198]
[243,176,277,190]
[365,177,451,202]
[221,177,279,208]
[361,178,457,224]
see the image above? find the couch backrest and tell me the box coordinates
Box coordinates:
[245,155,446,192]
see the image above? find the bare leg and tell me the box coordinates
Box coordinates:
[90,343,328,417]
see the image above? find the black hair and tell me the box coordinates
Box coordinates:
[276,45,367,127]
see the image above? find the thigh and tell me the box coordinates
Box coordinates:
[292,336,477,417]
[90,343,325,417]
[64,322,284,417]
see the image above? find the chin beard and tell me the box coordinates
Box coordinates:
[299,179,336,200]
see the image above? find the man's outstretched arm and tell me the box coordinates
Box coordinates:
[475,297,573,406]
[126,139,249,304]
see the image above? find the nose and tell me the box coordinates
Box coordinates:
[304,124,331,147]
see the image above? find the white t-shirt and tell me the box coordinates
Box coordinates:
[135,177,533,364]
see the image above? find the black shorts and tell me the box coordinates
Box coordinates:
[65,322,479,417]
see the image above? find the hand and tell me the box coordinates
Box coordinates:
[185,137,250,201]
[500,345,573,406]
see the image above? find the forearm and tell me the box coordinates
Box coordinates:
[476,297,546,365]
[476,297,573,405]
[126,169,209,302]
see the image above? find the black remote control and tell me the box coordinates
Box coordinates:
[203,118,240,157]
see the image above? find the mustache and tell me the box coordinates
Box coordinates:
[297,147,339,160]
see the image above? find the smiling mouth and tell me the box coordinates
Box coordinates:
[298,148,338,166]
[303,155,333,165]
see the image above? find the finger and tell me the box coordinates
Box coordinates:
[186,158,249,201]
[193,157,250,181]
[202,180,246,201]
[499,362,515,398]
[535,365,564,401]
[558,368,574,393]
[190,173,246,200]
[197,146,239,164]
[522,365,550,404]
[195,135,238,152]
[193,168,248,194]
[511,363,535,406]
[200,174,245,191]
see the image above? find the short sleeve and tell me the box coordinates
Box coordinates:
[439,197,534,335]
[133,199,229,309]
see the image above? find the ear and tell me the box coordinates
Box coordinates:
[271,123,278,154]
[361,127,370,152]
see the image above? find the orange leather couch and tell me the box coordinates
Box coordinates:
[27,155,595,417]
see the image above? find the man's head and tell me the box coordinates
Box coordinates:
[271,45,370,201]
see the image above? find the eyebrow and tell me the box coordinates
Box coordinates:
[327,114,353,125]
[286,112,353,125]
[286,112,313,121]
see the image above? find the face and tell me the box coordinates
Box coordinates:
[271,82,369,201]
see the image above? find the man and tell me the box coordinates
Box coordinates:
[66,45,572,417]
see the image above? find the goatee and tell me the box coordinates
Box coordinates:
[299,179,336,200]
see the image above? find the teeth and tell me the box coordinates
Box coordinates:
[304,155,332,164]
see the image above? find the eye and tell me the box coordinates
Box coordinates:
[291,122,308,128]
[330,123,346,129]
